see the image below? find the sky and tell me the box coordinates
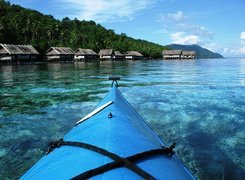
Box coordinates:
[9,0,245,57]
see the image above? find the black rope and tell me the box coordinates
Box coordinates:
[111,80,118,87]
[72,147,176,180]
[47,139,155,179]
[109,76,120,87]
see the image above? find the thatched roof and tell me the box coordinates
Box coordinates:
[124,51,143,57]
[0,48,6,54]
[46,47,74,55]
[114,51,123,56]
[162,50,182,55]
[75,48,97,55]
[182,51,196,55]
[98,49,114,55]
[0,44,39,55]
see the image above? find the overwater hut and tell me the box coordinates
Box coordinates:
[74,48,98,61]
[0,44,39,63]
[181,51,195,59]
[124,51,144,60]
[46,47,74,61]
[113,51,124,60]
[98,49,114,60]
[162,50,182,60]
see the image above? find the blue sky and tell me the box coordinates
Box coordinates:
[9,0,245,57]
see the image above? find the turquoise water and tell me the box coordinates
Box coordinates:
[0,59,244,179]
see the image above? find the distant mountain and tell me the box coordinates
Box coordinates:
[166,44,223,59]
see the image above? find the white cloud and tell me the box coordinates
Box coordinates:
[176,23,214,38]
[170,32,200,45]
[161,11,186,21]
[222,46,245,56]
[226,46,245,55]
[159,10,214,46]
[241,32,245,40]
[222,48,229,54]
[240,32,245,44]
[55,0,155,22]
[222,32,245,56]
[237,46,245,54]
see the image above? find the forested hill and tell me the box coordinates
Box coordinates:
[167,44,223,59]
[0,0,166,57]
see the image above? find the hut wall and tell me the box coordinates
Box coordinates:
[100,55,112,60]
[125,55,143,60]
[17,54,30,60]
[46,54,74,61]
[0,55,12,61]
[181,55,195,59]
[134,56,144,60]
[86,55,98,60]
[163,55,181,60]
[60,54,74,60]
[30,55,38,60]
[113,56,124,60]
[74,55,97,60]
[125,55,133,60]
[46,55,61,60]
[74,55,85,60]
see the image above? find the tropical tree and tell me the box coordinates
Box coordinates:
[0,0,168,58]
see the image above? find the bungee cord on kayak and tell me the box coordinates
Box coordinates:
[46,139,177,179]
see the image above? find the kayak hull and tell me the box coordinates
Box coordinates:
[21,84,195,179]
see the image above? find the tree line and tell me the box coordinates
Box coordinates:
[0,0,167,58]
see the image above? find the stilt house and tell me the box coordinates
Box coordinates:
[113,51,124,60]
[74,48,98,61]
[162,50,182,60]
[181,51,196,59]
[98,49,114,60]
[162,50,196,60]
[0,44,39,62]
[46,47,74,61]
[124,51,144,60]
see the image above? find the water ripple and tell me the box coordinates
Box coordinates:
[0,59,244,179]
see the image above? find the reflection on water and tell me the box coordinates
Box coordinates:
[0,59,245,179]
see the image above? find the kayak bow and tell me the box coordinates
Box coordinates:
[21,77,195,179]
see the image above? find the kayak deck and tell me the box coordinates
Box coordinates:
[21,79,195,179]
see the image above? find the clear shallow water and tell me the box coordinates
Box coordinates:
[0,59,244,179]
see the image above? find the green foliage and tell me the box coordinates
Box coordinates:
[0,0,167,58]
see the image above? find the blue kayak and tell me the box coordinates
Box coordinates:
[21,77,195,179]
